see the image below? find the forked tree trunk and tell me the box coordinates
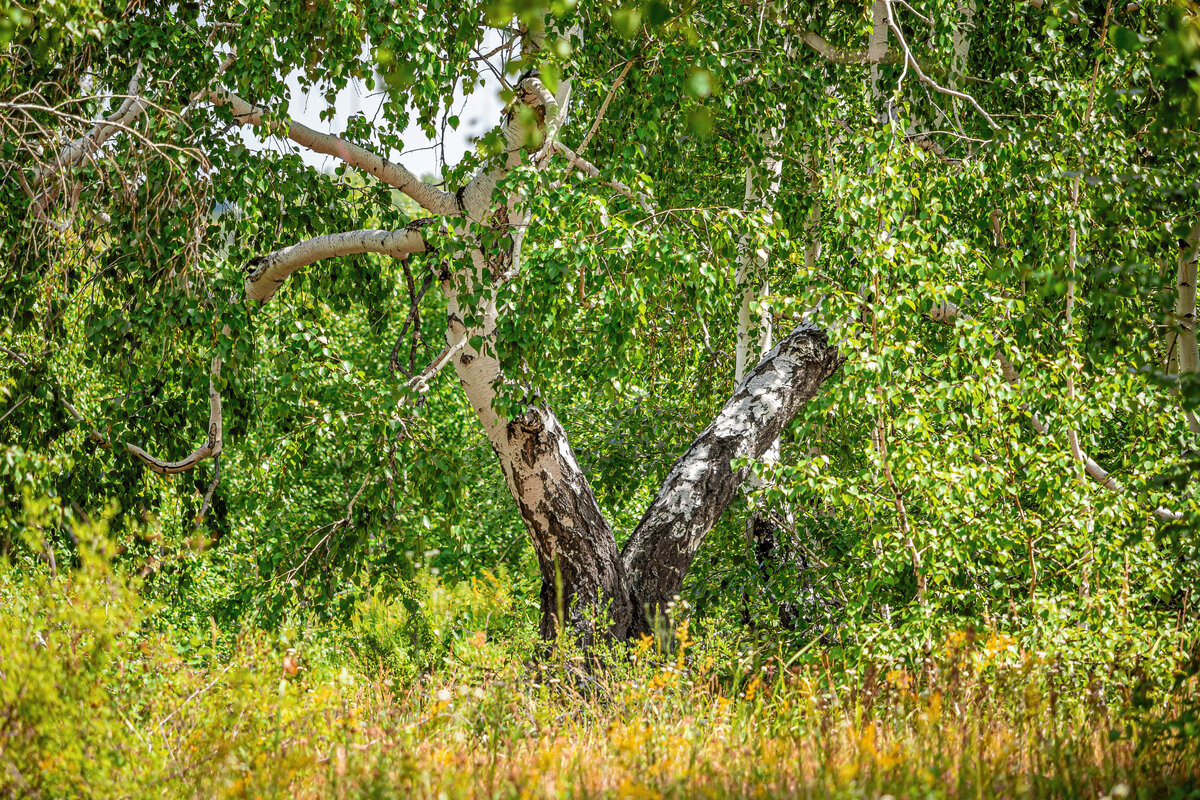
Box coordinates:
[417,28,845,644]
[163,18,845,647]
[470,317,840,644]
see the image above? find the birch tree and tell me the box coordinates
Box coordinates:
[3,0,1198,650]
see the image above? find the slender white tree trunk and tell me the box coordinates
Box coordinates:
[869,0,891,123]
[1172,220,1200,437]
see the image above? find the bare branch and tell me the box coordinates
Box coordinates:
[126,356,223,475]
[206,90,461,216]
[31,62,148,207]
[883,1,1000,129]
[194,456,221,528]
[578,59,634,156]
[246,220,433,302]
[406,338,467,394]
[551,141,653,214]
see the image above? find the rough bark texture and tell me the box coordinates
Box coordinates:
[622,324,843,637]
[501,406,633,642]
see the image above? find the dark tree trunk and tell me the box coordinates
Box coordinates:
[750,512,801,630]
[481,323,840,645]
[498,405,634,643]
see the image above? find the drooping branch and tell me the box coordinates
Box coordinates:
[0,346,110,448]
[882,0,999,130]
[206,90,461,216]
[126,355,223,475]
[928,302,1181,521]
[622,324,843,634]
[578,59,634,155]
[30,62,149,210]
[245,221,433,302]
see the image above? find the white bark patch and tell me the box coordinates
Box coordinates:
[621,325,842,634]
[246,225,430,302]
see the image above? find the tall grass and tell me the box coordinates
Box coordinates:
[1,529,1197,799]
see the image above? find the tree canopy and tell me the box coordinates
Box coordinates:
[2,0,1199,655]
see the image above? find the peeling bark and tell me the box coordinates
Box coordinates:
[869,0,891,122]
[442,281,632,643]
[117,23,847,647]
[126,354,223,474]
[622,324,843,636]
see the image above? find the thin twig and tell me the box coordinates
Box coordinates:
[578,59,634,156]
[883,0,999,129]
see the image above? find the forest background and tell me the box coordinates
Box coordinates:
[2,0,1200,796]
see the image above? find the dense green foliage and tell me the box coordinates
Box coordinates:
[2,0,1200,794]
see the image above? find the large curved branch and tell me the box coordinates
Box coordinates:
[206,90,460,216]
[245,221,432,302]
[929,302,1181,521]
[125,356,223,475]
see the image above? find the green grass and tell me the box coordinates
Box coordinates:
[2,532,1198,800]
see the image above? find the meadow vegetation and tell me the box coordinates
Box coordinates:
[3,502,1198,798]
[4,0,1200,796]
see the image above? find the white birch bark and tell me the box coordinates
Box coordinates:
[1171,220,1200,436]
[869,0,891,122]
[105,19,848,643]
[951,1,977,90]
[734,155,781,384]
[733,129,795,626]
[245,223,432,302]
[206,90,461,216]
[31,63,148,212]
[622,324,843,635]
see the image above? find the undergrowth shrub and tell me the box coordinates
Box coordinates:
[347,566,531,686]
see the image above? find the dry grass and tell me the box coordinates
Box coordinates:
[81,628,1193,800]
[3,545,1197,799]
